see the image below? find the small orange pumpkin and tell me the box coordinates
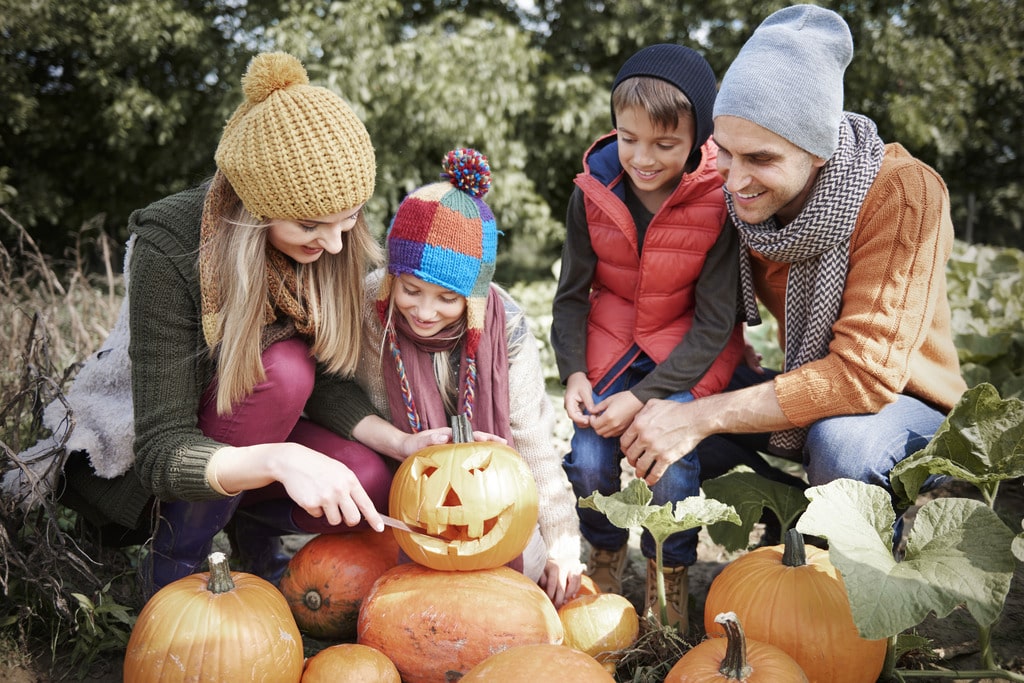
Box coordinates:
[578,573,601,596]
[666,612,808,682]
[124,551,303,683]
[558,593,639,673]
[357,563,563,683]
[279,529,399,640]
[388,416,539,571]
[300,643,400,683]
[703,529,886,683]
[460,643,616,682]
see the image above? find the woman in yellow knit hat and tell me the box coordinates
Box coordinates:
[57,52,453,597]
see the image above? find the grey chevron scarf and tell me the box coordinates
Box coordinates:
[729,113,886,456]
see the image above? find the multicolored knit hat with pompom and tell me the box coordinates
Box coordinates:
[377,148,498,425]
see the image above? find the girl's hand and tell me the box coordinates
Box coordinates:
[396,427,451,460]
[538,558,584,608]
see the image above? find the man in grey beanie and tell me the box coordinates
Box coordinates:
[620,5,967,548]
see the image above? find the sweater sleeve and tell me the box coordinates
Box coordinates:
[128,227,224,502]
[774,146,957,425]
[550,187,596,384]
[630,220,741,402]
[503,290,583,567]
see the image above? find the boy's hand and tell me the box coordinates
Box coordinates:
[563,372,595,427]
[590,391,643,438]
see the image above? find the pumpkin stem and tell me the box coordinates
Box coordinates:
[451,413,472,444]
[206,551,236,594]
[782,528,807,568]
[715,611,753,680]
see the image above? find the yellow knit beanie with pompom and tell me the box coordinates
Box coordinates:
[214,52,375,219]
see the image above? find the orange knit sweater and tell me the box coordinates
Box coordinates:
[752,143,967,426]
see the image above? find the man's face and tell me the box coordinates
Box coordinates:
[712,115,825,226]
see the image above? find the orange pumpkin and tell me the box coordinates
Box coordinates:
[666,612,807,682]
[301,643,400,683]
[357,563,563,683]
[703,530,886,683]
[124,551,303,683]
[279,529,399,640]
[578,573,601,596]
[558,593,639,673]
[460,643,616,682]
[388,426,539,571]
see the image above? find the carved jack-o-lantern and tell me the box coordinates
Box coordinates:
[388,418,539,571]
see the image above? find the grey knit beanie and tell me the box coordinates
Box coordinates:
[714,5,853,160]
[611,44,718,161]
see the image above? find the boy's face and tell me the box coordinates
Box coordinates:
[712,115,825,226]
[615,105,695,204]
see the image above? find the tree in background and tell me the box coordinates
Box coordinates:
[1,0,1020,274]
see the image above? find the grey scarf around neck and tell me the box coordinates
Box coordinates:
[729,112,886,456]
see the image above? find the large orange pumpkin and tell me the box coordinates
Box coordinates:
[703,529,886,683]
[124,551,303,683]
[388,422,539,571]
[279,528,399,640]
[300,643,400,683]
[558,593,639,673]
[460,643,616,682]
[357,563,562,683]
[666,612,807,682]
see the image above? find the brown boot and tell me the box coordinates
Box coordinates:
[645,558,689,634]
[585,544,628,594]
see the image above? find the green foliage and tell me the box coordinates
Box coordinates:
[702,465,808,551]
[891,383,1024,508]
[67,586,135,677]
[799,479,1016,639]
[946,242,1024,399]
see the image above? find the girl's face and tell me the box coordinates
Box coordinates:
[266,205,363,264]
[615,105,695,208]
[392,273,467,338]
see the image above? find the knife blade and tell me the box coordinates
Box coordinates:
[380,514,444,539]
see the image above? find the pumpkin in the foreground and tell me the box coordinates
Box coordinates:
[558,592,639,673]
[460,643,616,682]
[357,563,562,683]
[703,529,886,683]
[124,551,303,683]
[666,611,807,682]
[279,528,399,640]
[300,643,400,683]
[387,417,539,571]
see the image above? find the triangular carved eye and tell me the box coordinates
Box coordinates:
[459,450,492,474]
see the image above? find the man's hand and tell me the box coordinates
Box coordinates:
[620,399,705,485]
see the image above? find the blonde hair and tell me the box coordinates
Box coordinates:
[207,192,382,414]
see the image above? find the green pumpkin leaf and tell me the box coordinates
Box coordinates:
[579,478,739,543]
[798,478,1016,639]
[702,466,809,551]
[890,383,1024,506]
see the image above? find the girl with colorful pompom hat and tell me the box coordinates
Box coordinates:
[357,149,585,607]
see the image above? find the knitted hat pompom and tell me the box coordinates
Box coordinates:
[241,52,309,104]
[441,148,492,198]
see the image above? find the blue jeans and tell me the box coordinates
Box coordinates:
[696,366,947,498]
[562,355,698,567]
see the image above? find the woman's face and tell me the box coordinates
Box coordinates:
[266,205,363,263]
[392,273,467,338]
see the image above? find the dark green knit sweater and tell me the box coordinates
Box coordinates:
[63,186,377,530]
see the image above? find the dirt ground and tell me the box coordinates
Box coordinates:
[4,478,1023,682]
